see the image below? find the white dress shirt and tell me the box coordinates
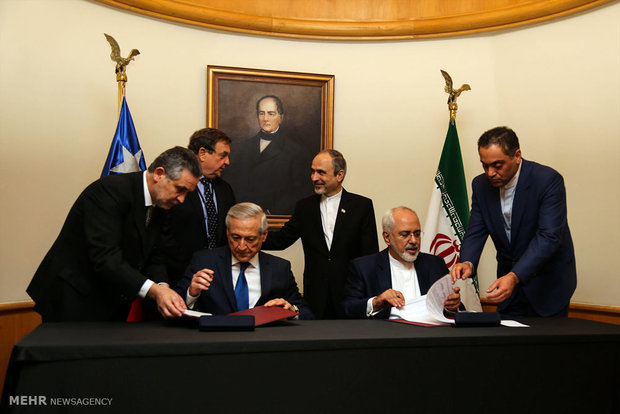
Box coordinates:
[366,254,421,318]
[231,254,262,309]
[320,189,342,250]
[499,162,522,242]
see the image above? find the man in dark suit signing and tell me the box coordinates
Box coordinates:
[177,202,312,319]
[263,149,379,319]
[451,126,576,317]
[27,147,202,322]
[165,128,236,286]
[343,207,461,319]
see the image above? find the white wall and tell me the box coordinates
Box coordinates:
[1,0,618,306]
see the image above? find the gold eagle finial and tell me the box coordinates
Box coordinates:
[104,33,140,81]
[441,70,471,119]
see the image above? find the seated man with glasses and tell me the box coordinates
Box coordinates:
[343,206,461,319]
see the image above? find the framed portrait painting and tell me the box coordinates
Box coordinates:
[207,65,334,228]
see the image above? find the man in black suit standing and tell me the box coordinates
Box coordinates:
[165,128,236,286]
[343,207,461,319]
[222,95,313,215]
[176,202,312,319]
[263,149,379,318]
[27,147,202,322]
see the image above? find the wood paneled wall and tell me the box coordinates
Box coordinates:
[0,302,41,400]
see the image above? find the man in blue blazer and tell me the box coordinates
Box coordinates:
[451,126,576,317]
[343,207,461,319]
[176,202,312,319]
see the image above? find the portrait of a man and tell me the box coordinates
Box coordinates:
[209,66,334,217]
[222,94,314,215]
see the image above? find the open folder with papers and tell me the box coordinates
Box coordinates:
[390,274,455,326]
[388,274,530,328]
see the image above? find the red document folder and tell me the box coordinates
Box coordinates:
[229,305,298,326]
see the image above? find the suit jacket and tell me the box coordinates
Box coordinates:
[164,177,235,286]
[343,250,450,319]
[263,189,379,318]
[176,246,313,319]
[27,172,168,322]
[460,159,577,316]
[222,129,314,215]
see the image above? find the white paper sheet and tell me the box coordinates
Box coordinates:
[426,274,455,323]
[500,320,530,328]
[390,274,455,325]
[183,309,212,318]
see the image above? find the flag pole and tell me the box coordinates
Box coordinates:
[104,33,140,116]
[116,72,126,116]
[421,70,481,310]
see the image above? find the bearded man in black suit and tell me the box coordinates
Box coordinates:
[263,149,379,318]
[27,147,201,322]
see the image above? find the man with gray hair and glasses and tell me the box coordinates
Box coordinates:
[343,206,461,319]
[176,202,312,319]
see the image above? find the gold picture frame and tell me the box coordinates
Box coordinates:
[207,65,334,229]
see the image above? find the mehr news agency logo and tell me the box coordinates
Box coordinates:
[9,395,113,407]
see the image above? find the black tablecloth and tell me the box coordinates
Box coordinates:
[3,318,619,413]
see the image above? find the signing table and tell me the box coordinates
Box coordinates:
[2,318,619,413]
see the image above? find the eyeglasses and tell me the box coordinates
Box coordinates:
[202,146,229,160]
[396,230,423,240]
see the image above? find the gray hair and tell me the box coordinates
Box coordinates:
[225,202,268,233]
[147,146,201,180]
[382,206,417,232]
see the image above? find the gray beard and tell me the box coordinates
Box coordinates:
[398,247,419,263]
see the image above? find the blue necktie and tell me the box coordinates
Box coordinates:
[235,262,250,311]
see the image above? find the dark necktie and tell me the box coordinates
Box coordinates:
[145,206,154,228]
[201,177,218,249]
[234,262,250,311]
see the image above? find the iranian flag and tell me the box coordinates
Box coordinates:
[421,118,482,311]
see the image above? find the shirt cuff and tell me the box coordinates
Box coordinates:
[138,279,154,299]
[186,290,200,309]
[366,297,381,317]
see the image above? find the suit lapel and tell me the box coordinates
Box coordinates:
[330,188,350,253]
[377,249,392,293]
[484,180,510,248]
[188,190,208,236]
[310,195,329,253]
[414,255,432,294]
[256,252,272,305]
[258,131,285,163]
[218,248,238,311]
